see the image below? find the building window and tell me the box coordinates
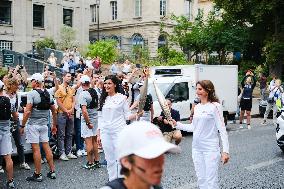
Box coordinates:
[158,35,167,48]
[90,4,97,23]
[63,8,73,27]
[110,1,117,20]
[160,0,167,16]
[135,0,142,17]
[33,5,44,28]
[0,1,12,25]
[185,0,191,20]
[132,33,144,46]
[111,35,121,48]
[0,40,13,50]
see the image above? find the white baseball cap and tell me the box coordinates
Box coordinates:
[28,73,44,82]
[80,75,91,84]
[117,121,181,160]
[0,80,4,89]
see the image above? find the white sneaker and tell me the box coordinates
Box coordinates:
[240,125,244,129]
[20,162,31,170]
[67,153,77,159]
[59,153,69,161]
[0,166,4,173]
[76,150,83,157]
[81,150,87,156]
[41,158,47,164]
[247,125,251,130]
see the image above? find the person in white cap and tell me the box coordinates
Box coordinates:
[78,75,101,169]
[0,80,17,188]
[20,73,58,182]
[100,121,180,189]
[97,75,143,181]
[173,80,229,189]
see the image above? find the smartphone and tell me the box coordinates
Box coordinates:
[136,64,141,68]
[48,66,55,72]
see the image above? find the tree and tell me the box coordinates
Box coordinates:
[169,10,248,64]
[205,11,249,64]
[87,40,118,64]
[213,0,284,77]
[170,13,208,60]
[35,37,56,57]
[58,25,77,50]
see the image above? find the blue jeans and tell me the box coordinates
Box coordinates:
[74,110,84,151]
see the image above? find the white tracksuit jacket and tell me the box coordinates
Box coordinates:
[98,93,131,181]
[176,102,229,189]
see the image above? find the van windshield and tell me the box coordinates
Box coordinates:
[147,83,171,101]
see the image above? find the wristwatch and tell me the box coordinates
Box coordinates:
[86,122,91,126]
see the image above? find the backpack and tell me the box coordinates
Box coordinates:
[87,88,98,109]
[106,178,162,189]
[33,89,51,110]
[0,96,11,120]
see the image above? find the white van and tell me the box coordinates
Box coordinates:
[148,64,238,124]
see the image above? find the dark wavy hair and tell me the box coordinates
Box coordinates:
[98,75,121,111]
[196,80,219,103]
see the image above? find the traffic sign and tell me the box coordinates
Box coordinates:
[3,54,14,65]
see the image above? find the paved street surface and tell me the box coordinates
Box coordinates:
[1,117,284,189]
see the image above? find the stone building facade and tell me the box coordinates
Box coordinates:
[89,0,214,57]
[0,0,91,53]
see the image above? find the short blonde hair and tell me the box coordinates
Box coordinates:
[246,77,252,84]
[275,79,282,87]
[5,77,19,93]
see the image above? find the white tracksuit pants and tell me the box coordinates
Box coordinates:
[101,131,121,181]
[192,150,221,189]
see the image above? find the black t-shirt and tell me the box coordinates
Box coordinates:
[159,109,180,133]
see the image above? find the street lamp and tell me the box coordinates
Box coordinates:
[96,0,100,41]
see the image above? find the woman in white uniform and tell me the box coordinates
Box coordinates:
[98,75,140,181]
[174,80,230,189]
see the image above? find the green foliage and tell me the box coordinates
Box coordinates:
[264,40,284,65]
[169,9,249,64]
[58,26,77,50]
[167,50,188,65]
[213,0,284,76]
[0,67,8,78]
[87,40,118,64]
[35,37,56,56]
[170,13,208,58]
[35,37,56,51]
[132,45,150,65]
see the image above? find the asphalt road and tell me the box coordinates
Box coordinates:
[1,117,283,189]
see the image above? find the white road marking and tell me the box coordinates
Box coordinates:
[245,157,284,171]
[175,182,198,189]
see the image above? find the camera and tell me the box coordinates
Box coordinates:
[48,66,55,72]
[136,64,141,68]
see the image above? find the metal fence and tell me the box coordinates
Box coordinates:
[1,49,46,75]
